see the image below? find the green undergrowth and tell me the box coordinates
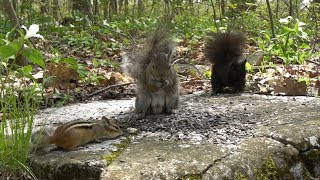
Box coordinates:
[0,25,45,179]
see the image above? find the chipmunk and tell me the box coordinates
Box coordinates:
[32,116,123,151]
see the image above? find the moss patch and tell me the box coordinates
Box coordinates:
[104,138,130,165]
[255,157,277,180]
[179,174,202,180]
[236,171,249,180]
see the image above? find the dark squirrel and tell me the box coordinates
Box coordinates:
[204,32,246,94]
[122,27,179,118]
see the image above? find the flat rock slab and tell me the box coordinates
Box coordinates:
[30,93,320,179]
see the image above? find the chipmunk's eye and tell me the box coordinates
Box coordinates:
[153,65,155,69]
[168,65,170,69]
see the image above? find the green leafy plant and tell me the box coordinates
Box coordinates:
[257,17,311,65]
[0,24,45,178]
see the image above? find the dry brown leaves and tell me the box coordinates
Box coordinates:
[248,63,320,96]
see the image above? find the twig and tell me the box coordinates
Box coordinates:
[83,83,132,100]
[172,56,205,78]
[307,60,320,66]
[180,80,210,84]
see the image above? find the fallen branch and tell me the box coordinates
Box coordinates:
[172,57,204,78]
[83,83,132,101]
[180,80,210,84]
[307,60,320,66]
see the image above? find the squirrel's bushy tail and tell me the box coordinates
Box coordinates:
[121,26,174,79]
[205,32,245,65]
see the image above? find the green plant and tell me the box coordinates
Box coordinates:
[0,24,45,179]
[257,17,311,65]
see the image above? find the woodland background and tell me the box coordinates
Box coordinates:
[0,0,320,179]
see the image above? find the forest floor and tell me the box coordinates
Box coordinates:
[29,33,320,109]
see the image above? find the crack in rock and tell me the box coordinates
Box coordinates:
[201,153,231,175]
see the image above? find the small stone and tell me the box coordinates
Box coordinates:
[127,127,138,134]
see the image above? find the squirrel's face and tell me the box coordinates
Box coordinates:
[148,53,172,82]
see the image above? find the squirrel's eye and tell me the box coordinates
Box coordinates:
[153,65,155,69]
[168,65,171,69]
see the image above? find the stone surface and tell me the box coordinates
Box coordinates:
[103,139,229,180]
[29,93,320,179]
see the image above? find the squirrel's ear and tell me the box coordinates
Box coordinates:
[167,49,172,58]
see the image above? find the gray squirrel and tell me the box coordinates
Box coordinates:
[122,27,179,118]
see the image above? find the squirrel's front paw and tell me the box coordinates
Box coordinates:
[166,109,178,114]
[134,113,146,120]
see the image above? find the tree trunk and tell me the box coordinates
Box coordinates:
[220,0,225,16]
[11,0,17,11]
[93,0,99,16]
[1,0,28,66]
[124,0,129,14]
[138,0,143,16]
[2,0,21,32]
[148,0,156,18]
[119,0,124,12]
[110,0,118,15]
[275,0,279,18]
[266,0,275,38]
[209,0,219,32]
[40,0,47,14]
[289,0,293,16]
[52,0,59,21]
[72,0,93,20]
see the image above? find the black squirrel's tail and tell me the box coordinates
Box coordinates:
[205,32,246,65]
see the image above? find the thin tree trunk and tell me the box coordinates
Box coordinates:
[119,0,123,13]
[266,0,275,38]
[93,0,99,16]
[289,0,293,16]
[164,0,170,15]
[11,0,17,10]
[124,0,129,14]
[1,0,28,66]
[295,0,299,18]
[148,0,156,19]
[40,0,47,13]
[221,0,225,16]
[110,0,118,15]
[132,0,136,17]
[52,0,59,21]
[275,0,279,19]
[2,0,21,32]
[209,0,219,32]
[138,0,143,16]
